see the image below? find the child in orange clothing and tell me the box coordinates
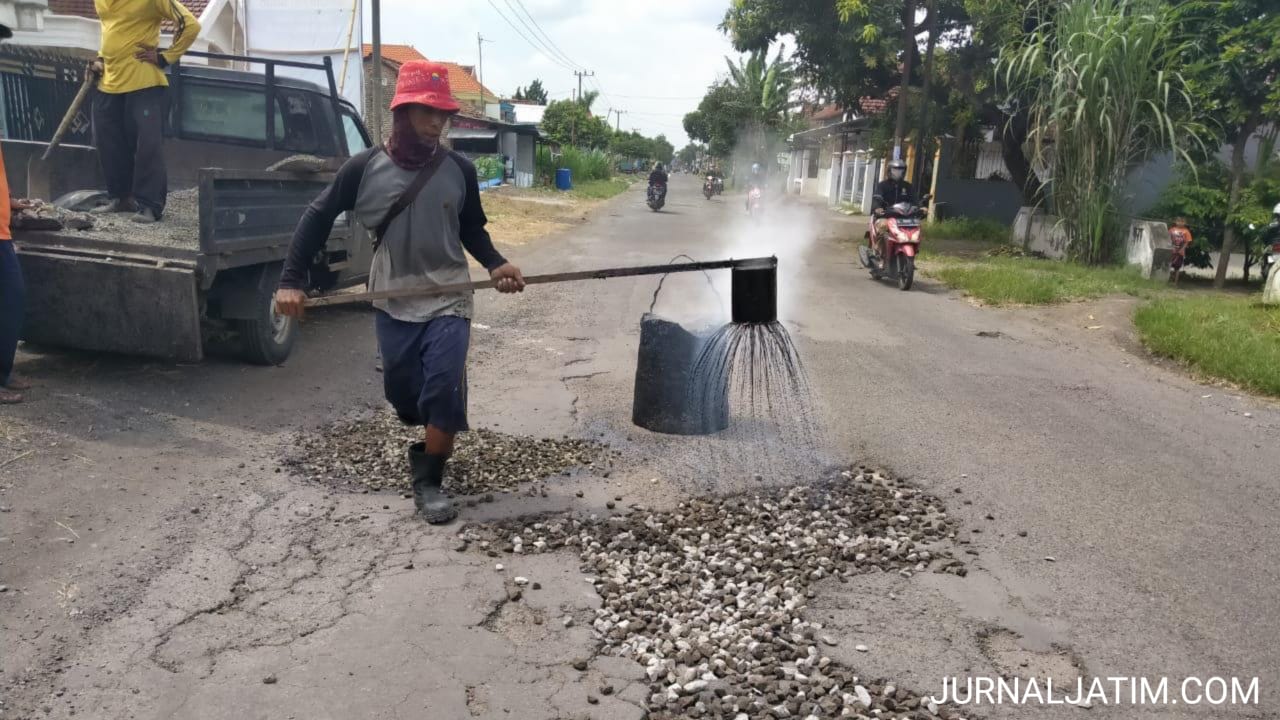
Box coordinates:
[1168,217,1193,286]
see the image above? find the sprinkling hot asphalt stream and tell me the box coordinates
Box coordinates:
[1,175,1277,718]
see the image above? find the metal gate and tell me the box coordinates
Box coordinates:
[0,45,95,144]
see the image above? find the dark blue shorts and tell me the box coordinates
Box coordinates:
[375,311,471,433]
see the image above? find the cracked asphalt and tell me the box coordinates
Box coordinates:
[2,174,1278,718]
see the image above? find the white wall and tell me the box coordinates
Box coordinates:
[244,0,363,110]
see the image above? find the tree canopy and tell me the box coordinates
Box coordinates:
[512,79,549,105]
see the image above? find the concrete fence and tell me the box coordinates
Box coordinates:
[1011,207,1173,278]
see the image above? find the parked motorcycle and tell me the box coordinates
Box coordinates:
[1259,222,1280,283]
[704,175,716,200]
[859,197,930,290]
[647,182,667,212]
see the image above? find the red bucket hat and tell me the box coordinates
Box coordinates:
[390,60,461,113]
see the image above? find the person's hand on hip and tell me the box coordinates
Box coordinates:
[134,45,162,67]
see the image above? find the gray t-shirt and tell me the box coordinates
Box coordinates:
[280,147,507,323]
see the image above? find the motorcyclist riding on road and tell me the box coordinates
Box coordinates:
[648,162,668,189]
[746,162,763,210]
[871,159,916,261]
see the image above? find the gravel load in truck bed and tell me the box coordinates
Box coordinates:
[69,188,201,249]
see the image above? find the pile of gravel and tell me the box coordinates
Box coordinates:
[284,410,619,496]
[462,469,971,720]
[77,188,200,248]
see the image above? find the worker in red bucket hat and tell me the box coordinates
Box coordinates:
[275,61,526,524]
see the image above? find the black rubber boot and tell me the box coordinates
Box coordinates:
[408,442,457,524]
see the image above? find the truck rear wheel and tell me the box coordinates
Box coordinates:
[238,286,296,365]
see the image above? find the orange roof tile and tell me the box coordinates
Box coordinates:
[360,43,428,66]
[361,44,498,101]
[49,0,208,31]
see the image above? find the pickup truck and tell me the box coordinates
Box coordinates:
[12,51,375,364]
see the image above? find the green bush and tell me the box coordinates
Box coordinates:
[535,146,613,185]
[473,155,504,181]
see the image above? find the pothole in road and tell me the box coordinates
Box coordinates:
[978,628,1085,690]
[282,409,619,497]
[461,468,976,719]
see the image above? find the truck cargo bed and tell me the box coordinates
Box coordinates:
[16,168,343,362]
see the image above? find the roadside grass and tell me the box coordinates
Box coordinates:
[568,177,633,200]
[923,255,1166,305]
[928,217,1010,245]
[1135,297,1280,397]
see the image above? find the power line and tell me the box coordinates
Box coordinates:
[604,92,705,100]
[485,0,578,72]
[500,0,581,72]
[508,0,586,72]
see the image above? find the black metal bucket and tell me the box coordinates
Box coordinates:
[632,313,729,435]
[731,257,778,323]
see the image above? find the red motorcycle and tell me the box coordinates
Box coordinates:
[859,197,929,290]
[747,187,763,218]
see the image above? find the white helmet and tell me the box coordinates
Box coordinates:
[1273,202,1280,217]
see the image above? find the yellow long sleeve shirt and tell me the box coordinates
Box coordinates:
[96,0,201,95]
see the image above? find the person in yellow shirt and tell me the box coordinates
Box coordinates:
[90,0,200,224]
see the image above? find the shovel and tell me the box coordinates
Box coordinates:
[26,63,98,202]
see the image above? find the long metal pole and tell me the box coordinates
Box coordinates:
[337,0,359,95]
[305,257,776,308]
[370,0,384,144]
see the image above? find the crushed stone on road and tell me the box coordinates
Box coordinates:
[283,409,619,496]
[461,468,971,720]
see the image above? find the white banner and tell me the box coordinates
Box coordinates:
[244,0,363,111]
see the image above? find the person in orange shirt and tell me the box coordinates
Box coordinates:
[1168,217,1193,286]
[0,18,32,403]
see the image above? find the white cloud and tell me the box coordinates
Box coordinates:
[364,0,738,146]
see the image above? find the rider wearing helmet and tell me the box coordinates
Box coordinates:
[648,162,668,205]
[871,158,917,259]
[648,162,668,188]
[745,162,764,209]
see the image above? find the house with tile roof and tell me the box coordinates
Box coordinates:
[361,43,500,135]
[5,0,245,60]
[362,43,539,188]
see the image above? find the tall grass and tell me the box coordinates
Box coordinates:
[1001,0,1203,264]
[536,146,613,184]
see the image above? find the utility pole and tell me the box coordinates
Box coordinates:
[477,33,493,89]
[607,108,627,132]
[892,0,917,162]
[574,69,594,106]
[370,0,384,144]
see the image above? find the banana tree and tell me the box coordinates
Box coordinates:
[724,45,796,159]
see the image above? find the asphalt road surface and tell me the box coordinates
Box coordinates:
[1,173,1277,718]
